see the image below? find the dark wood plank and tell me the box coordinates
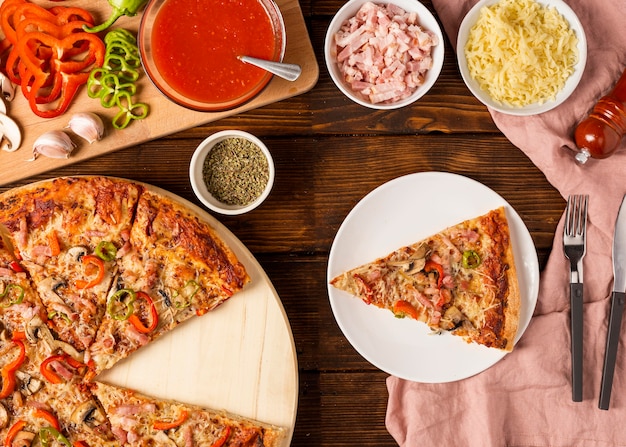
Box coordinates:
[295,371,397,446]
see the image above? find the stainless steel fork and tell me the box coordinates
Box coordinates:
[563,194,588,402]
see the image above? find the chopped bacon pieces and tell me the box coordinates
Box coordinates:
[333,1,438,104]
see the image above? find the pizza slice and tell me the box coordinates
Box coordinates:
[90,381,285,447]
[0,232,46,336]
[4,381,119,447]
[0,177,143,351]
[330,207,521,351]
[88,189,251,374]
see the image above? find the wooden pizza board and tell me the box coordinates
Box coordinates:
[0,0,318,186]
[7,177,299,445]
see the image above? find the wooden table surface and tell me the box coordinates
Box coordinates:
[0,0,566,445]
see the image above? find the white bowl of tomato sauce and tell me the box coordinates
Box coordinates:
[138,0,286,112]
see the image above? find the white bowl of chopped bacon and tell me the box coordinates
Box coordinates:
[324,0,445,109]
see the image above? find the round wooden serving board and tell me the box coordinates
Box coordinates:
[5,177,299,446]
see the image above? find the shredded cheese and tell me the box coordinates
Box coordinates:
[464,0,578,107]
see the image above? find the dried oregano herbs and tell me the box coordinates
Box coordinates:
[202,137,269,206]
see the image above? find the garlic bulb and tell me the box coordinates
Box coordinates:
[67,112,104,144]
[31,131,76,160]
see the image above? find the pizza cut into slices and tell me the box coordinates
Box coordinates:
[0,177,144,351]
[0,177,282,447]
[89,189,251,374]
[91,382,285,447]
[330,207,521,351]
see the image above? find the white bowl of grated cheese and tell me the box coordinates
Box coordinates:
[324,0,445,109]
[457,0,587,116]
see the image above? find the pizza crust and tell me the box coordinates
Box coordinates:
[500,210,521,351]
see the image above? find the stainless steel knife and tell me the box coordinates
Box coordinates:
[599,194,626,410]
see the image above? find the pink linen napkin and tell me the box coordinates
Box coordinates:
[385,1,626,446]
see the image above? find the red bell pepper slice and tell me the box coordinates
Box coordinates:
[74,254,105,289]
[49,6,94,26]
[393,300,418,319]
[128,291,159,333]
[210,426,232,447]
[0,0,24,48]
[0,338,26,398]
[153,410,188,430]
[4,420,26,447]
[424,259,444,288]
[40,353,86,384]
[34,408,61,431]
[8,260,24,273]
[48,230,61,257]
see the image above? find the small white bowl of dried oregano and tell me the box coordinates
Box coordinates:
[190,130,275,215]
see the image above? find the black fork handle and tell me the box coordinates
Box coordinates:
[570,282,583,402]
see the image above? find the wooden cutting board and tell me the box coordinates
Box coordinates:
[0,0,319,186]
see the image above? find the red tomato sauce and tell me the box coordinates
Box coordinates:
[152,0,277,103]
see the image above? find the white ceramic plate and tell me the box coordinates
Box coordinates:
[327,172,539,383]
[457,0,587,116]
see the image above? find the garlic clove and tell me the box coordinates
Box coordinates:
[67,112,104,144]
[31,130,76,160]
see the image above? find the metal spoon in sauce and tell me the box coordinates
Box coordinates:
[238,56,302,82]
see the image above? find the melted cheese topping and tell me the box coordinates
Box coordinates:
[464,0,578,107]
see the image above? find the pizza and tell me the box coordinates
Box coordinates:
[330,207,521,351]
[0,177,284,446]
[0,177,143,351]
[91,382,284,446]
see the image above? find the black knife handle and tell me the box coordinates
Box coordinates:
[599,291,626,410]
[570,282,583,402]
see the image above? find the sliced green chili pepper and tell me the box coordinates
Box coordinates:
[105,28,137,45]
[462,250,481,269]
[87,28,148,129]
[106,41,140,63]
[112,91,149,130]
[104,53,140,81]
[89,71,137,108]
[39,427,72,447]
[172,280,200,309]
[84,0,149,34]
[95,241,117,262]
[107,288,136,320]
[48,310,71,324]
[0,284,24,308]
